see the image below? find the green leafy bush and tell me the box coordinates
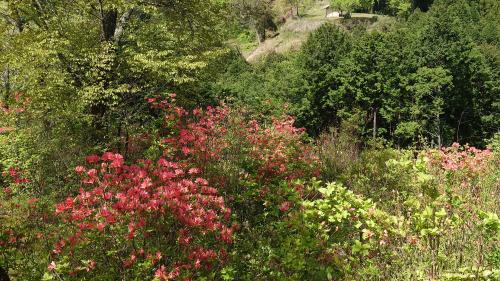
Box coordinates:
[303,181,403,280]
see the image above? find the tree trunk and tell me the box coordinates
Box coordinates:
[101,10,118,42]
[0,266,10,281]
[256,27,265,43]
[2,67,10,105]
[100,7,133,44]
[93,8,133,143]
[436,112,441,148]
[456,110,465,144]
[373,107,378,139]
[114,9,134,45]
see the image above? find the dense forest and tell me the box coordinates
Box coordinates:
[0,0,499,280]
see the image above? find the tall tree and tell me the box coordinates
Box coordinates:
[330,0,374,14]
[229,0,276,43]
[297,23,352,133]
[0,0,229,187]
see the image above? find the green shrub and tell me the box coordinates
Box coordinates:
[302,181,403,280]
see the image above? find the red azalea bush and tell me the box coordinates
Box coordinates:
[50,98,318,280]
[0,167,49,279]
[430,143,493,174]
[162,104,319,219]
[426,143,496,197]
[154,102,320,279]
[52,152,233,280]
[163,104,319,185]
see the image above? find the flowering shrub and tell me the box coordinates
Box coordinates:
[47,98,320,280]
[161,104,319,224]
[164,105,319,185]
[426,143,495,197]
[324,143,499,280]
[135,100,319,280]
[0,167,52,281]
[382,145,499,280]
[415,145,499,280]
[51,152,233,280]
[432,143,493,173]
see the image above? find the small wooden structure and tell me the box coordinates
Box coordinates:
[322,4,332,18]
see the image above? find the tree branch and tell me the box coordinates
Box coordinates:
[114,9,134,45]
[0,12,17,27]
[0,10,23,32]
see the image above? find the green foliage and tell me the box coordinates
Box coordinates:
[0,0,231,189]
[303,182,402,277]
[297,23,352,133]
[0,0,499,280]
[330,0,374,13]
[387,0,412,15]
[334,146,500,280]
[487,132,500,151]
[212,52,308,120]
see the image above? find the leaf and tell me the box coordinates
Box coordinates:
[42,272,53,281]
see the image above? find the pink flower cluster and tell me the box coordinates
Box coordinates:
[164,105,319,189]
[430,143,493,174]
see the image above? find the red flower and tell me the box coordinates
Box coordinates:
[279,201,292,212]
[86,155,100,164]
[75,166,86,174]
[155,266,168,280]
[48,261,56,271]
[188,168,200,175]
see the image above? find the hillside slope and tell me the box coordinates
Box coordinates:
[242,2,393,62]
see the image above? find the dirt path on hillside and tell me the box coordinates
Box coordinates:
[245,5,384,62]
[246,19,326,62]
